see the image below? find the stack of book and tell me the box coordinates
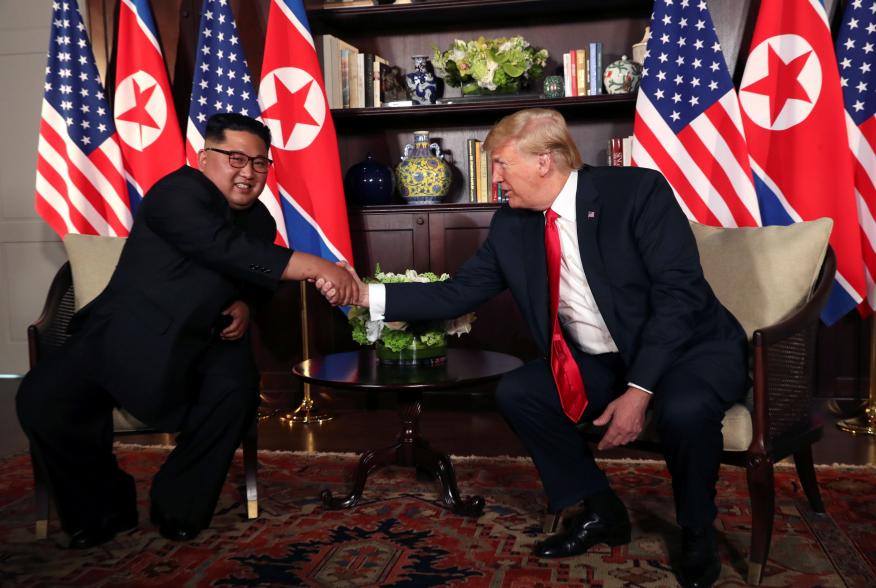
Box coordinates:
[562,43,604,97]
[317,34,401,109]
[607,135,634,167]
[465,139,507,203]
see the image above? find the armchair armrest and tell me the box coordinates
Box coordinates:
[27,262,76,368]
[749,247,836,456]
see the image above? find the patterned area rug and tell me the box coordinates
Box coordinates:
[0,446,874,587]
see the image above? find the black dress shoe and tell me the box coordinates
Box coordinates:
[680,527,721,588]
[150,507,200,542]
[68,507,138,549]
[534,490,631,558]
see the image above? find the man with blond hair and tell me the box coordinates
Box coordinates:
[327,108,746,587]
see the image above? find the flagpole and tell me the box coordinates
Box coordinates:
[837,316,876,435]
[281,281,332,424]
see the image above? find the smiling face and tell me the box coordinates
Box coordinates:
[198,129,269,210]
[490,140,556,211]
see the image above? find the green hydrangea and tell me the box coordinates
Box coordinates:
[433,36,548,93]
[347,266,475,351]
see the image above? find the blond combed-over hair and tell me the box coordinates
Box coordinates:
[483,108,583,171]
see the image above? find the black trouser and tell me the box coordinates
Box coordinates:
[16,331,259,534]
[494,342,745,530]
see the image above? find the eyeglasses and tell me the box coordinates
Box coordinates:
[204,147,272,174]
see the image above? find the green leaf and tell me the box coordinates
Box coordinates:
[502,63,525,77]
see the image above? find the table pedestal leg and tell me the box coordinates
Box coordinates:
[321,397,485,516]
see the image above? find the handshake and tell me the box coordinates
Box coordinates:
[310,260,369,307]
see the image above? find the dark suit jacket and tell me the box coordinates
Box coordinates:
[385,166,745,397]
[71,166,292,430]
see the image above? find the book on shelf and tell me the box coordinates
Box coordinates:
[562,52,572,97]
[589,42,603,95]
[575,48,587,97]
[372,55,387,107]
[477,141,490,203]
[336,37,360,108]
[607,135,633,166]
[569,50,578,97]
[363,53,374,108]
[466,138,479,203]
[318,35,337,109]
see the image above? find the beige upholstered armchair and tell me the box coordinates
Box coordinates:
[26,235,259,539]
[549,219,836,585]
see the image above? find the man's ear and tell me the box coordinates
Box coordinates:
[537,152,553,176]
[197,149,208,171]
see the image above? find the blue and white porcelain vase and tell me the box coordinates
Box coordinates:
[405,55,442,105]
[396,131,451,204]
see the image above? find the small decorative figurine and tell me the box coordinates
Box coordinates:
[405,55,442,105]
[603,55,643,94]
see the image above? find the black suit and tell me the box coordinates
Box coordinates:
[384,167,747,528]
[17,166,292,533]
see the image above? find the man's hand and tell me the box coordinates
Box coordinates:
[281,252,358,305]
[219,300,250,341]
[593,387,652,450]
[315,260,359,306]
[316,261,369,306]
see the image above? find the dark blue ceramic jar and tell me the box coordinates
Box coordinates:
[344,153,395,206]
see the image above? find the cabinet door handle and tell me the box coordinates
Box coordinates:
[416,216,425,225]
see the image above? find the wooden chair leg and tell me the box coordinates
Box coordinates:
[792,445,825,513]
[746,457,775,586]
[242,418,258,519]
[31,449,50,539]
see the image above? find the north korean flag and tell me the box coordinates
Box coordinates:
[114,0,184,206]
[739,0,866,324]
[259,0,353,265]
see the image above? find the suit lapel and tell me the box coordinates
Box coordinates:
[521,211,550,351]
[575,170,618,340]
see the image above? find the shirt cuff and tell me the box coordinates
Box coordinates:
[628,382,653,395]
[369,283,386,321]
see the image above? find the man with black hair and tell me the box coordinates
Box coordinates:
[17,113,357,548]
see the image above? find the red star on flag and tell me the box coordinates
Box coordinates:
[116,79,160,144]
[742,45,813,125]
[261,77,318,146]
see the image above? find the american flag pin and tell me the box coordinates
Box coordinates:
[587,210,597,219]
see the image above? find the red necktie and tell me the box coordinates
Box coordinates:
[545,209,588,422]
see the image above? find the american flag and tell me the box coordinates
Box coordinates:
[114,0,184,204]
[259,0,353,264]
[185,0,289,246]
[632,0,761,227]
[837,0,876,313]
[35,0,132,238]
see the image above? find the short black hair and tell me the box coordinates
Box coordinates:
[204,113,272,151]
